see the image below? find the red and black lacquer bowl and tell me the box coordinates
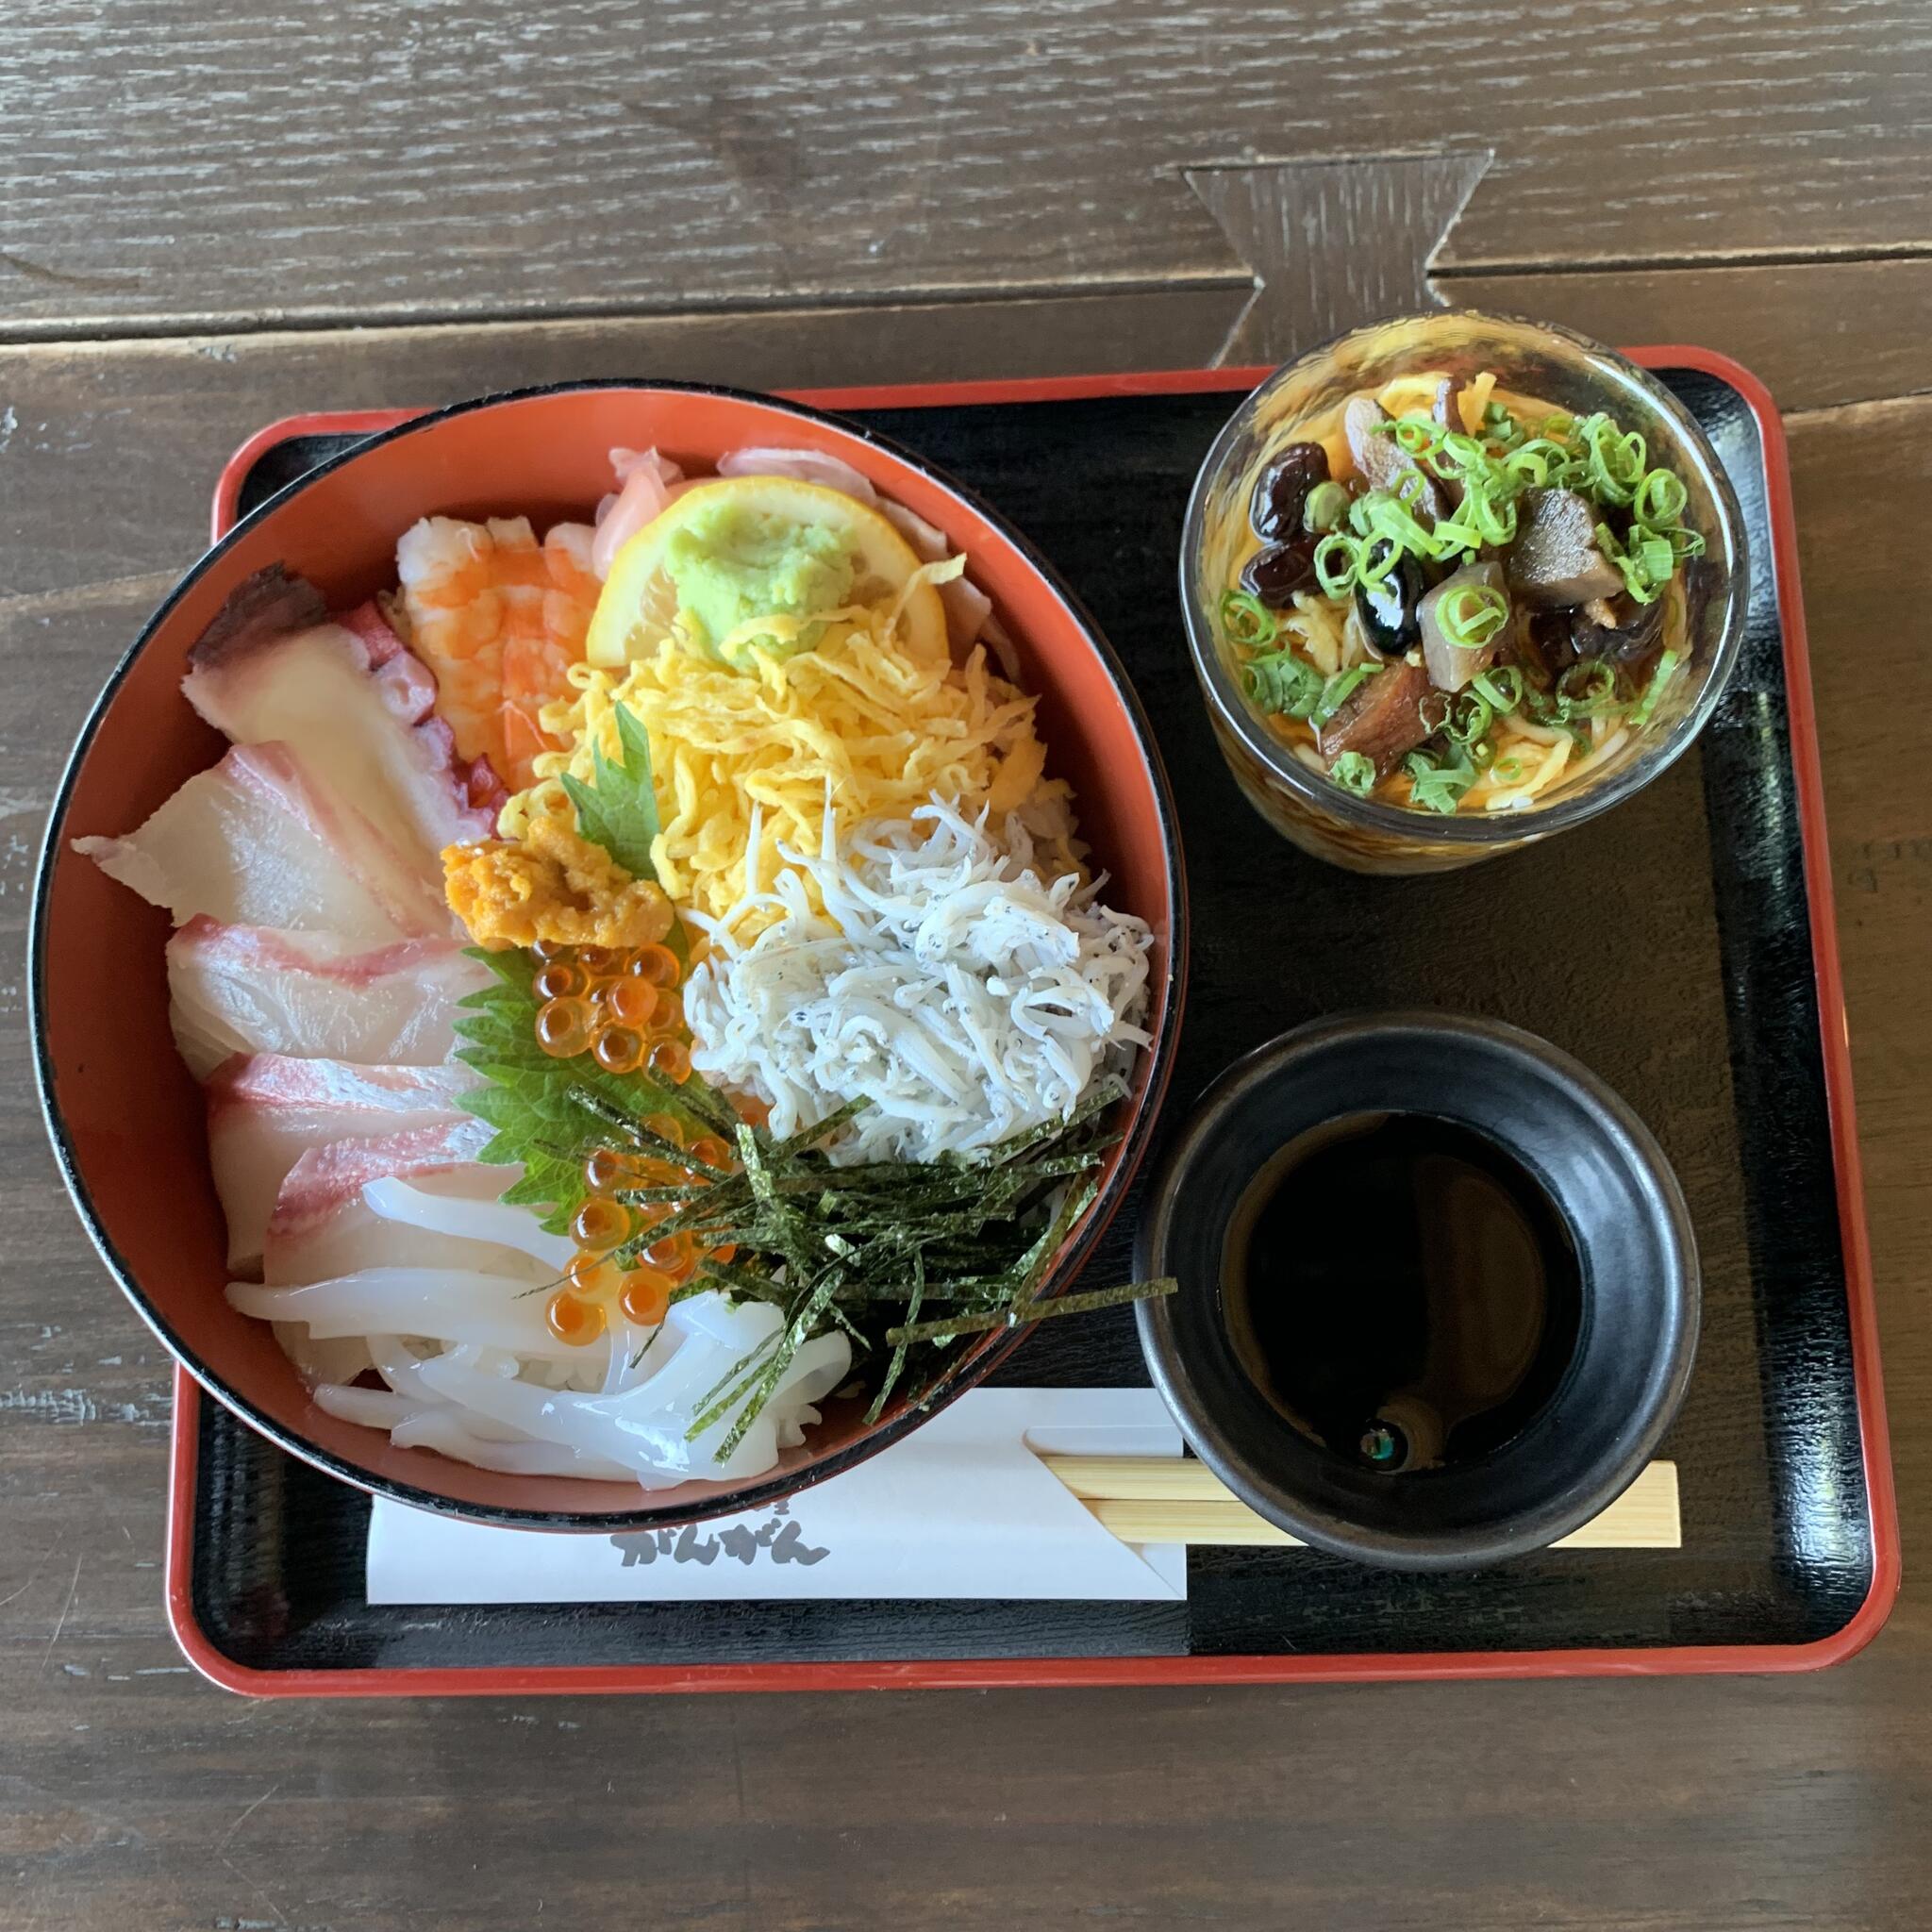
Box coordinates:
[31,381,1186,1530]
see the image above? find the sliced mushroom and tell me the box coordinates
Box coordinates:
[1418,560,1508,693]
[1515,608,1580,682]
[1343,395,1446,520]
[1428,378,1468,508]
[1563,591,1667,667]
[1316,658,1434,779]
[1506,489,1624,608]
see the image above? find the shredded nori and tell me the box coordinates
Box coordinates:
[578,1075,1173,1459]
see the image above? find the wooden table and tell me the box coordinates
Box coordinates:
[4,5,1929,1924]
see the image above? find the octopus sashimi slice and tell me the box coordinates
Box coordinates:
[75,741,448,944]
[166,917,491,1076]
[205,1053,477,1274]
[182,567,499,859]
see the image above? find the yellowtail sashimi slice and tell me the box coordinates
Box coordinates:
[206,1054,477,1274]
[75,742,449,943]
[166,920,490,1077]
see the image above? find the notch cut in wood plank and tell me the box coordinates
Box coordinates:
[1042,1457,1680,1550]
[1185,152,1491,365]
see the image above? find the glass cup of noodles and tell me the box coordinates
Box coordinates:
[1181,311,1746,874]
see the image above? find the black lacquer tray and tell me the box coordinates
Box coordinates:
[165,355,1896,1695]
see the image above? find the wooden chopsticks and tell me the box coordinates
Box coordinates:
[1040,1456,1681,1550]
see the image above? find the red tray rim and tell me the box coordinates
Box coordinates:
[169,348,1899,1697]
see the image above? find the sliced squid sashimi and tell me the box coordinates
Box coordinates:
[875,499,995,654]
[385,1407,637,1479]
[166,917,491,1076]
[207,1055,476,1273]
[227,1267,583,1358]
[182,568,498,860]
[716,444,879,507]
[264,1135,524,1287]
[359,1175,574,1271]
[75,741,448,943]
[411,1293,851,1483]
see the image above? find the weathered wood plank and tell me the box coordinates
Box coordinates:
[1439,259,1932,412]
[4,321,1931,1931]
[4,0,1929,336]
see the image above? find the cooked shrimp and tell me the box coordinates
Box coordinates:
[396,517,600,790]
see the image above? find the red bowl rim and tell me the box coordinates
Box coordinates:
[30,377,1190,1531]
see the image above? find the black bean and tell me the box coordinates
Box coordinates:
[1240,533,1322,608]
[1249,442,1331,541]
[1354,546,1427,656]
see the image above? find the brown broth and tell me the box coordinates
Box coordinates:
[1223,1112,1582,1473]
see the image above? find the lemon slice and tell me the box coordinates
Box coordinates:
[585,475,949,668]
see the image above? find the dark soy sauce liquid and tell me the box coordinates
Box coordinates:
[1224,1113,1582,1473]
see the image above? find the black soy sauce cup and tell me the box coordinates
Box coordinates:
[1134,1012,1700,1571]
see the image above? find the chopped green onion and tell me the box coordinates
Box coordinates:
[1541,410,1576,442]
[1574,413,1648,507]
[1328,751,1377,795]
[1314,531,1365,596]
[1502,437,1575,490]
[1554,658,1623,718]
[1633,468,1689,526]
[1241,647,1323,716]
[1404,748,1477,814]
[1304,479,1352,533]
[1491,754,1527,784]
[1482,401,1526,450]
[1433,475,1518,556]
[1439,582,1510,650]
[1351,489,1442,569]
[1628,648,1682,730]
[1636,530,1674,581]
[1525,658,1625,731]
[1445,689,1493,745]
[1429,430,1491,481]
[1387,417,1436,456]
[1595,522,1674,605]
[1219,587,1277,649]
[1309,661,1382,729]
[1471,665,1524,712]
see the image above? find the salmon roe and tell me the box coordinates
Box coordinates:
[602,978,658,1029]
[648,1038,693,1085]
[629,943,682,988]
[591,1024,645,1075]
[619,1268,675,1327]
[582,1146,636,1195]
[687,1135,733,1173]
[545,1290,607,1346]
[564,1249,610,1296]
[571,1196,631,1251]
[535,995,595,1058]
[534,962,586,1004]
[519,932,752,1307]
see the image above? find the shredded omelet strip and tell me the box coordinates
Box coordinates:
[501,621,1071,926]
